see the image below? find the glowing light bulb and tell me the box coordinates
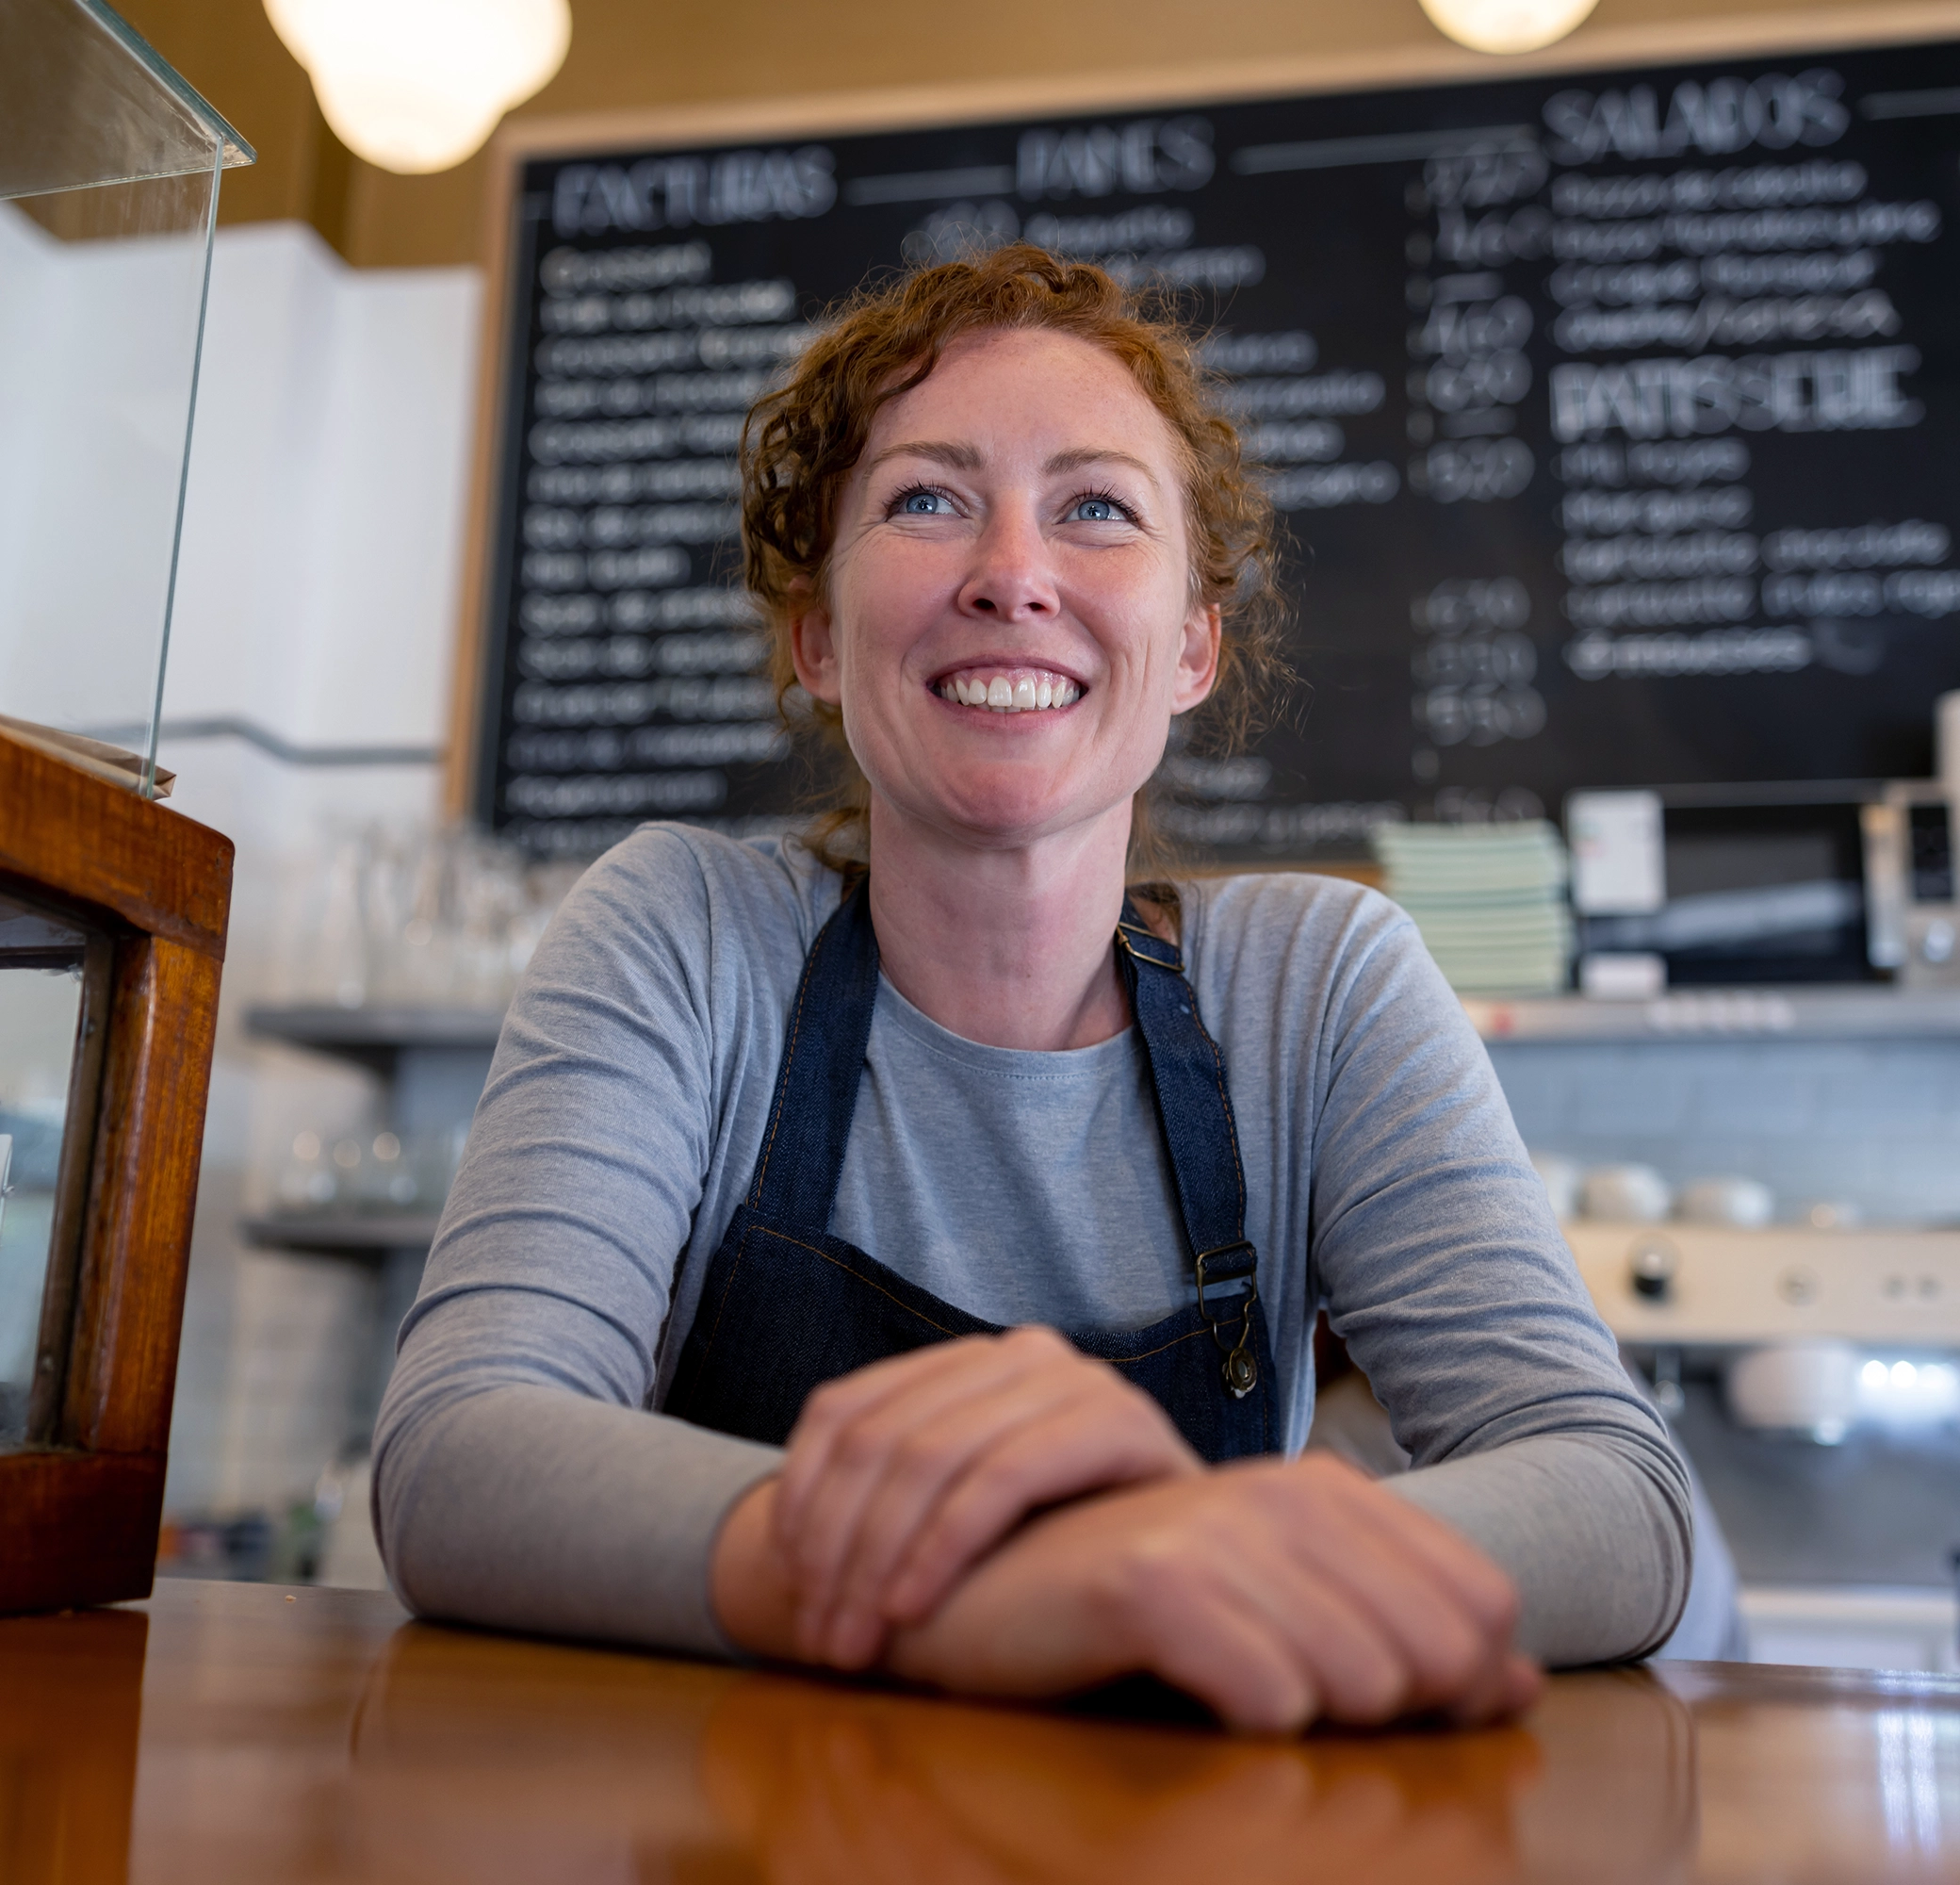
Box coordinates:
[1417,0,1599,55]
[1891,1360,1919,1390]
[1861,1359,1889,1390]
[264,0,570,175]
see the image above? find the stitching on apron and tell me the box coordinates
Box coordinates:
[752,1224,966,1338]
[1103,1323,1213,1366]
[705,1226,1233,1380]
[1190,1001,1250,1226]
[740,1230,1228,1373]
[1123,912,1250,1238]
[688,1223,751,1379]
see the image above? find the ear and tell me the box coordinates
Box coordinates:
[789,594,842,707]
[1170,600,1222,714]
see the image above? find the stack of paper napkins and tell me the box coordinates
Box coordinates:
[1372,821,1574,995]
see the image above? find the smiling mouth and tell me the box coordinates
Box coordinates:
[935,666,1082,713]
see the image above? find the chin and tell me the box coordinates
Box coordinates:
[906,765,1135,850]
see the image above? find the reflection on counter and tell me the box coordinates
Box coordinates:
[0,1607,146,1884]
[354,1611,1693,1885]
[11,1580,1949,1885]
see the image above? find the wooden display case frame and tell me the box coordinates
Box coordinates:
[0,729,233,1615]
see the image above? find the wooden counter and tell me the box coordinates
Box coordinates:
[2,1579,1956,1882]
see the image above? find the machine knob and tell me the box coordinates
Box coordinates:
[1628,1236,1679,1303]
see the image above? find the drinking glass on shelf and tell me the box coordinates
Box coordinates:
[274,1129,337,1213]
[357,1131,422,1211]
[300,816,580,1015]
[306,828,373,1008]
[377,824,462,1007]
[454,834,527,1009]
[405,1124,470,1212]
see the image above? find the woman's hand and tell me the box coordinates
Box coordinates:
[883,1452,1541,1735]
[771,1326,1201,1667]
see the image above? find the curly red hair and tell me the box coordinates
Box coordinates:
[739,242,1287,869]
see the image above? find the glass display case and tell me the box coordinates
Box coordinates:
[0,0,243,1614]
[0,0,251,793]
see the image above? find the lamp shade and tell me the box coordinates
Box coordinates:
[265,0,571,174]
[1417,0,1598,55]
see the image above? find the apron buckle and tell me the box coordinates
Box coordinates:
[1194,1241,1260,1399]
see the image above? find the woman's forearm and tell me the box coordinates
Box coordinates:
[722,1455,1538,1733]
[376,1383,783,1655]
[1386,1430,1690,1664]
[710,1478,801,1660]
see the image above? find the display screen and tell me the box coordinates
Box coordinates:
[1909,799,1955,901]
[476,39,1960,861]
[1577,796,1875,983]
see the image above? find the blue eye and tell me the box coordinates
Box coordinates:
[1073,497,1121,522]
[898,490,948,516]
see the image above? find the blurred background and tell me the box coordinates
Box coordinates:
[27,0,1955,1667]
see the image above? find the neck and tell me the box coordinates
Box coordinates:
[863,797,1134,1051]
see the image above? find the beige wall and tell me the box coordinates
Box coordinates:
[119,0,1926,270]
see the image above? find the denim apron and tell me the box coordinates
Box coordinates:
[665,879,1276,1462]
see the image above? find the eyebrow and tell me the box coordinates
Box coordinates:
[862,441,1161,482]
[1043,447,1158,482]
[862,440,982,476]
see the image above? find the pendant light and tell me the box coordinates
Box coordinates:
[264,0,572,175]
[1417,0,1599,56]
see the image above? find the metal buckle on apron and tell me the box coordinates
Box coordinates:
[1194,1240,1260,1400]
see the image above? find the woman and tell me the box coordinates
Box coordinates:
[376,246,1690,1732]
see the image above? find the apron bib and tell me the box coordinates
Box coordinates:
[665,879,1275,1463]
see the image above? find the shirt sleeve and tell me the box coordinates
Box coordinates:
[1306,899,1694,1665]
[370,832,784,1655]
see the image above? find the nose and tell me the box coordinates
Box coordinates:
[957,504,1060,622]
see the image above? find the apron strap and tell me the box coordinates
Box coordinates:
[748,880,1260,1394]
[745,876,880,1229]
[1116,896,1262,1395]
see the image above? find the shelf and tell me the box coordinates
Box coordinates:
[241,1213,440,1256]
[244,1004,505,1073]
[1465,986,1960,1043]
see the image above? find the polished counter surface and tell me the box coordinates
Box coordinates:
[3,1579,1957,1882]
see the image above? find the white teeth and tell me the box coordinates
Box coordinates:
[938,671,1082,713]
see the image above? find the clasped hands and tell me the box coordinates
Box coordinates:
[710,1325,1542,1734]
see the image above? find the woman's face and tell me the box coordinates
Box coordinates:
[792,327,1219,852]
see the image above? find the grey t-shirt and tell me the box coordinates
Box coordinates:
[374,826,1690,1664]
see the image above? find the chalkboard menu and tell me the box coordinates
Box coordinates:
[471,37,1960,861]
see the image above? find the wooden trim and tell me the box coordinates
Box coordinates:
[0,730,231,960]
[447,0,1960,824]
[0,735,233,1615]
[444,149,526,821]
[60,936,223,1457]
[493,2,1960,159]
[0,1452,164,1613]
